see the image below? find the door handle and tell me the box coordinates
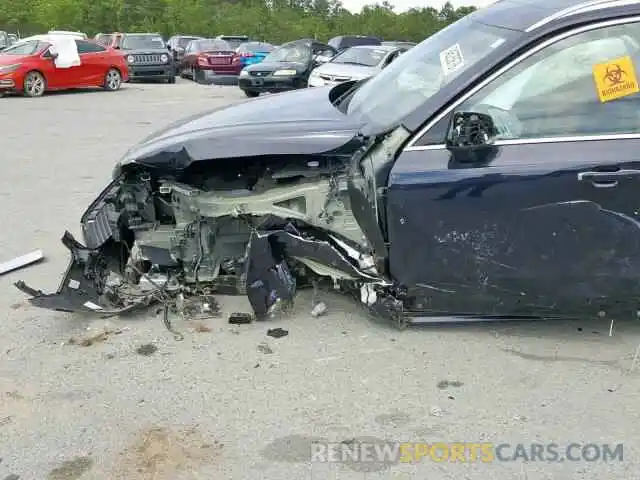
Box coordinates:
[577,169,640,187]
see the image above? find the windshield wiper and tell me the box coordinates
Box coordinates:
[337,61,367,66]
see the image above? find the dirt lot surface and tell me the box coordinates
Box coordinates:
[0,79,638,479]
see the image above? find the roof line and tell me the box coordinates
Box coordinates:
[525,0,623,31]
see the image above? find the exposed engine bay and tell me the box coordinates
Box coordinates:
[16,151,408,331]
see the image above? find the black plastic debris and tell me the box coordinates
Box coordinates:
[267,328,289,338]
[229,312,253,324]
[245,231,296,320]
[136,344,158,356]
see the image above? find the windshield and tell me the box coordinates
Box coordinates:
[239,42,274,53]
[121,35,165,50]
[346,17,517,128]
[195,39,230,52]
[264,43,311,63]
[332,47,387,67]
[1,40,43,55]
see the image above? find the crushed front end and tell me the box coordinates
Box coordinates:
[16,154,396,324]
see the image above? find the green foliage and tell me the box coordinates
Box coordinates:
[0,0,475,43]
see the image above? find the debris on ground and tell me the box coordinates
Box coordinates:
[436,380,464,389]
[228,312,253,324]
[310,302,327,317]
[47,456,93,480]
[4,474,20,480]
[136,344,158,356]
[0,250,44,275]
[267,328,288,339]
[0,416,13,427]
[429,406,443,417]
[67,328,123,347]
[257,342,274,354]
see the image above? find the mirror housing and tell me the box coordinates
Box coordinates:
[445,111,499,163]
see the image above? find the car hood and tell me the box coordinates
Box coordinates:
[314,62,378,79]
[0,53,31,65]
[117,85,364,171]
[244,60,308,73]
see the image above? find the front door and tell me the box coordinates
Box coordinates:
[386,18,640,319]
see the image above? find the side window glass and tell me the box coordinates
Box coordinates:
[457,22,640,140]
[76,40,89,54]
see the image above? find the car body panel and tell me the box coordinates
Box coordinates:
[117,85,363,169]
[0,39,128,93]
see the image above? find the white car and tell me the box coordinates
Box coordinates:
[308,44,407,87]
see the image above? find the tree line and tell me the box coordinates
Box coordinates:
[0,0,476,44]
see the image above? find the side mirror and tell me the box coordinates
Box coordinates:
[445,111,499,162]
[167,45,172,50]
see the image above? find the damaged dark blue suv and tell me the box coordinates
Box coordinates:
[18,0,640,327]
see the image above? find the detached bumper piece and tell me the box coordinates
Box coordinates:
[15,231,148,316]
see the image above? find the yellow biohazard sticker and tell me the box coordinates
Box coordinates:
[592,55,639,103]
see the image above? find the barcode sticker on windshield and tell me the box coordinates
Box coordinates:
[440,43,464,75]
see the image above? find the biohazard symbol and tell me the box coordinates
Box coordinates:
[592,55,639,103]
[603,64,626,85]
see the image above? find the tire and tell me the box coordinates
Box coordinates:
[194,67,203,83]
[23,70,46,97]
[243,90,259,98]
[103,68,122,91]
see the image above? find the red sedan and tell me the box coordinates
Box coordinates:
[0,36,128,97]
[180,38,242,82]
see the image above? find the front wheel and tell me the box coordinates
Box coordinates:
[23,71,46,97]
[243,90,259,98]
[104,68,122,91]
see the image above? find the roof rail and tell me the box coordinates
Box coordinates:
[525,0,634,31]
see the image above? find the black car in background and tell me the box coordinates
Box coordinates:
[118,33,175,83]
[238,38,336,97]
[167,35,202,73]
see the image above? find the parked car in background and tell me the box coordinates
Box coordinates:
[48,30,87,39]
[0,31,9,50]
[308,44,407,87]
[236,41,275,67]
[167,35,202,73]
[238,38,336,97]
[118,33,175,83]
[0,36,127,97]
[181,38,241,82]
[216,35,250,50]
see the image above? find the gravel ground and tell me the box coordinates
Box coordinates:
[0,78,639,480]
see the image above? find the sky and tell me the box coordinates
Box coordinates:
[342,0,496,13]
